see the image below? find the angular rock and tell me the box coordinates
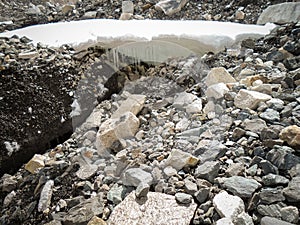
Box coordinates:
[186,99,202,114]
[289,164,300,177]
[241,118,267,133]
[108,184,125,204]
[234,89,272,109]
[63,194,104,225]
[195,161,220,183]
[266,146,300,171]
[165,149,199,171]
[111,94,146,119]
[3,190,16,207]
[173,92,201,113]
[183,179,197,195]
[213,191,245,219]
[205,67,236,87]
[279,125,300,148]
[194,140,227,162]
[259,188,285,204]
[283,177,300,202]
[136,182,150,198]
[76,164,98,180]
[259,109,280,122]
[97,111,140,150]
[1,174,17,192]
[122,168,153,187]
[257,203,285,218]
[155,0,188,16]
[38,180,54,212]
[18,51,39,59]
[109,192,197,225]
[87,216,107,225]
[262,174,289,186]
[233,212,254,225]
[206,83,229,99]
[175,192,193,204]
[122,1,134,14]
[220,176,262,198]
[25,154,46,174]
[195,187,210,204]
[257,2,300,25]
[261,216,295,225]
[280,206,299,224]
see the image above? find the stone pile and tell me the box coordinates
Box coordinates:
[1,1,300,225]
[0,0,297,33]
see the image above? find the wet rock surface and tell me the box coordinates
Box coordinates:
[1,1,300,225]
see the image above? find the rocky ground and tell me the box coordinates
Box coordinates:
[1,0,300,225]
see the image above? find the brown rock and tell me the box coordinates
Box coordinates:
[279,125,300,148]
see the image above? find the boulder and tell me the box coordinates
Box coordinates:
[257,2,300,25]
[279,125,300,148]
[96,112,140,150]
[213,191,245,219]
[164,149,199,171]
[109,191,197,225]
[234,89,272,109]
[220,176,262,198]
[25,154,46,174]
[205,67,236,87]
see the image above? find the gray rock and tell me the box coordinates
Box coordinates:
[109,192,197,225]
[266,145,300,171]
[280,206,299,224]
[194,140,227,162]
[164,149,199,171]
[205,67,236,87]
[122,0,134,14]
[206,83,229,99]
[213,191,245,219]
[184,178,198,195]
[3,190,16,207]
[283,177,300,202]
[261,216,295,225]
[260,109,280,122]
[257,203,286,218]
[234,89,272,110]
[257,2,300,25]
[195,161,220,183]
[136,182,150,198]
[1,174,17,192]
[195,187,210,204]
[262,174,289,186]
[175,192,193,204]
[38,180,54,212]
[241,118,267,133]
[155,0,188,16]
[289,164,300,177]
[111,94,146,119]
[76,164,98,180]
[108,184,125,205]
[259,188,285,204]
[82,11,97,19]
[233,212,254,225]
[63,194,104,225]
[220,176,262,198]
[259,160,279,175]
[122,168,153,187]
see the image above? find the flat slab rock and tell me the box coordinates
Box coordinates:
[108,191,197,225]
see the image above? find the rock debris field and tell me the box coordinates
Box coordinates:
[0,0,300,225]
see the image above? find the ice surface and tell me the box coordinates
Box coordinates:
[0,19,276,63]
